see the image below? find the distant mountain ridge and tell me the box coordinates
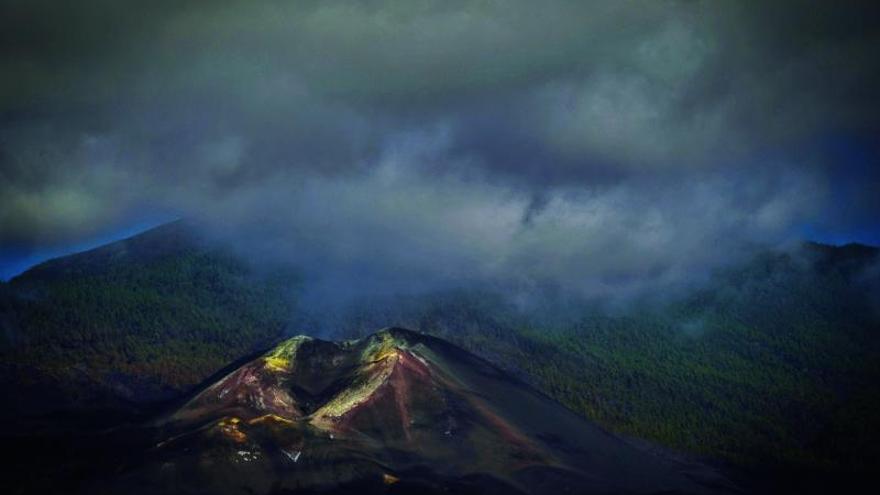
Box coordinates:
[8,220,201,283]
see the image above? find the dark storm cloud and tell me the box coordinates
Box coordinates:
[1,0,878,295]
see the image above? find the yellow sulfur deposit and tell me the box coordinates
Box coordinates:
[248,414,296,426]
[263,336,311,372]
[217,417,248,443]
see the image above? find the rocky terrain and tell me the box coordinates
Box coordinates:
[95,328,734,494]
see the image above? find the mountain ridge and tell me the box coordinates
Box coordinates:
[114,327,733,495]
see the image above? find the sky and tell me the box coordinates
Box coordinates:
[1,1,879,295]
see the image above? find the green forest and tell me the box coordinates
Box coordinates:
[0,224,297,412]
[337,245,880,473]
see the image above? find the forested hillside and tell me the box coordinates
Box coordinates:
[0,222,297,417]
[334,243,880,474]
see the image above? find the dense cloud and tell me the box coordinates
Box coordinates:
[1,0,879,296]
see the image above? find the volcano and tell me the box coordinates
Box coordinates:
[97,328,733,494]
